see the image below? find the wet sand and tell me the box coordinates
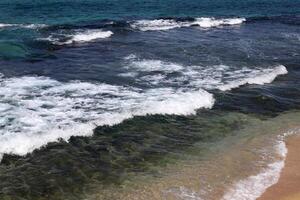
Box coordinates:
[259,134,300,200]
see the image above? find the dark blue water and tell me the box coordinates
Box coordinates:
[0,1,300,199]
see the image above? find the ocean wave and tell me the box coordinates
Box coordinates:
[0,75,214,158]
[3,14,296,33]
[39,29,113,45]
[130,17,246,31]
[0,23,14,28]
[218,65,288,91]
[20,24,48,29]
[0,58,288,159]
[64,29,113,44]
[193,17,246,28]
[0,23,47,29]
[131,19,182,31]
[122,56,288,91]
[221,137,287,200]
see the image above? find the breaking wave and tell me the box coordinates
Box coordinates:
[121,55,288,90]
[0,57,288,159]
[40,29,113,45]
[0,23,47,29]
[0,75,214,157]
[131,17,246,31]
[218,65,288,91]
[63,29,113,44]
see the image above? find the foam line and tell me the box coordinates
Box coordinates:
[122,56,288,91]
[218,65,288,91]
[64,29,113,44]
[221,139,287,200]
[131,17,246,31]
[0,23,47,29]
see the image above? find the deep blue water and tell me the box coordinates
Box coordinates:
[0,1,300,199]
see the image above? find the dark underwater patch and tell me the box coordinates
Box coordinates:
[0,111,248,200]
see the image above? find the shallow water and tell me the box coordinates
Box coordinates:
[82,111,300,200]
[0,0,300,199]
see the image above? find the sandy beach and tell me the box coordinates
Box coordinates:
[259,134,300,200]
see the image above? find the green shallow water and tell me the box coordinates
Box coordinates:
[1,110,300,200]
[85,111,300,200]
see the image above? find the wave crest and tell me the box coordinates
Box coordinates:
[0,75,214,157]
[131,17,246,31]
[218,65,288,91]
[65,29,113,44]
[122,56,288,91]
[41,29,113,45]
[0,23,47,29]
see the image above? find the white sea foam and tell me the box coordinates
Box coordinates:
[0,23,47,29]
[127,59,184,72]
[0,74,214,158]
[221,139,287,200]
[0,23,14,28]
[20,24,48,29]
[131,19,182,31]
[131,17,246,31]
[118,72,138,77]
[41,30,114,45]
[193,17,246,28]
[218,65,288,91]
[122,56,288,90]
[63,29,113,44]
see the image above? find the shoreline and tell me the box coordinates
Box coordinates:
[258,134,300,200]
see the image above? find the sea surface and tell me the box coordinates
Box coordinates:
[0,0,300,200]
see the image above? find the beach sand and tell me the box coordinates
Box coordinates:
[259,134,300,200]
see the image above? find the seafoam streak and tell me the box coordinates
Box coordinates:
[39,29,113,45]
[64,29,113,44]
[121,56,288,90]
[131,17,246,31]
[221,138,287,200]
[0,23,47,29]
[218,65,288,91]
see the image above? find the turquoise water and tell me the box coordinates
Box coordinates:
[1,0,300,24]
[1,0,300,42]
